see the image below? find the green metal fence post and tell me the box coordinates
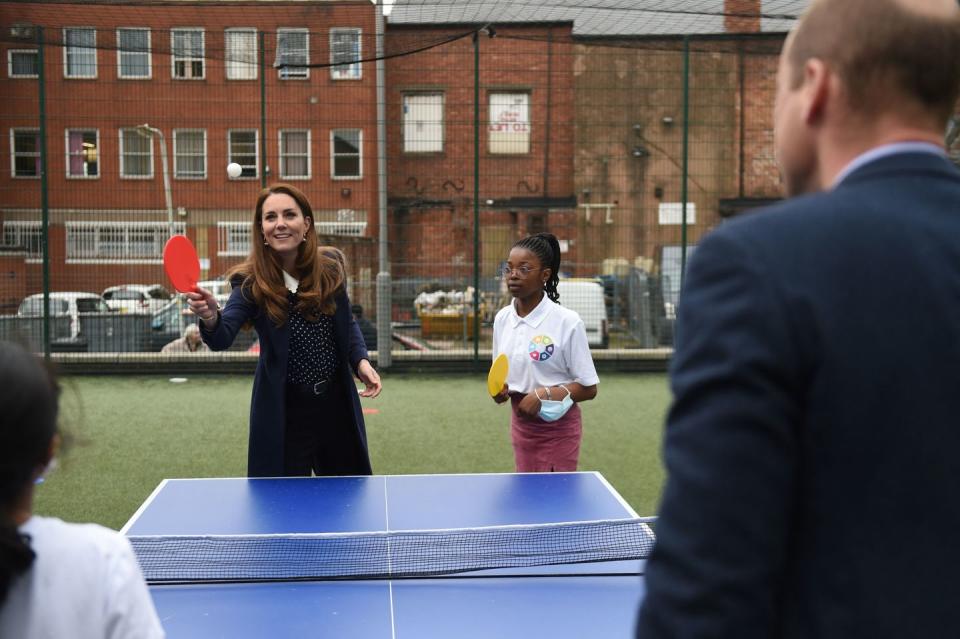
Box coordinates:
[680,36,690,290]
[38,26,50,360]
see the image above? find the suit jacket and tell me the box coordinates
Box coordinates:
[636,152,960,638]
[201,276,371,477]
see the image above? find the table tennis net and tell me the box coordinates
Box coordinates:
[129,517,656,583]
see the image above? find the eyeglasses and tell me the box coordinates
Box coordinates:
[500,265,537,278]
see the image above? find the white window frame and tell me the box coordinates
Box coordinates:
[1,221,43,262]
[331,129,362,180]
[315,209,367,237]
[402,92,445,153]
[227,129,259,179]
[65,128,100,179]
[63,27,97,79]
[330,28,361,80]
[488,91,531,155]
[119,128,154,179]
[279,129,311,179]
[225,28,258,80]
[276,28,309,80]
[10,128,40,179]
[173,129,207,180]
[116,27,152,79]
[65,221,186,264]
[217,221,251,256]
[7,49,39,78]
[171,28,205,80]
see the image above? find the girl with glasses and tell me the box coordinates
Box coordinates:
[491,232,599,472]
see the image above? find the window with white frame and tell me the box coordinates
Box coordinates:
[331,129,361,179]
[276,28,308,79]
[171,28,204,79]
[117,28,151,79]
[1,221,43,260]
[228,130,258,178]
[225,28,257,80]
[488,92,530,154]
[64,27,97,78]
[330,28,361,80]
[8,49,38,78]
[403,93,444,153]
[315,208,367,237]
[217,221,251,256]
[66,221,185,262]
[173,129,206,179]
[279,130,310,178]
[11,129,40,178]
[119,128,153,178]
[66,129,99,178]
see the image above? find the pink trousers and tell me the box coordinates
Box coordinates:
[509,395,583,472]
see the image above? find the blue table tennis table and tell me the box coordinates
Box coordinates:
[122,472,650,638]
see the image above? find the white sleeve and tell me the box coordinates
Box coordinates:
[105,536,165,639]
[566,319,600,387]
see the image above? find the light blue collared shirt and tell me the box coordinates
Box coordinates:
[833,142,947,188]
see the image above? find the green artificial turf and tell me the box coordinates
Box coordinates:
[34,373,671,530]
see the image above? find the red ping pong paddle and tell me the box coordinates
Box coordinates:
[163,235,200,293]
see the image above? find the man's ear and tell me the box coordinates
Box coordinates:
[801,58,831,125]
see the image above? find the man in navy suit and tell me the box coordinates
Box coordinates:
[636,0,960,637]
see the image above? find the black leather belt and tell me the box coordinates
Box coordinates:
[288,379,332,398]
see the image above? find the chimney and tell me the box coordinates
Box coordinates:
[725,0,762,33]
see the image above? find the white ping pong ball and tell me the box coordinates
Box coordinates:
[227,162,243,179]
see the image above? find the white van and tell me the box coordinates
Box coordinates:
[556,279,608,348]
[18,292,111,339]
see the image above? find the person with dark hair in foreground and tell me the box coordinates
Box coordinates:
[0,342,164,638]
[491,232,598,472]
[637,1,960,637]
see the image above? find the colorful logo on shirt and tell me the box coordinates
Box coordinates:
[528,335,555,362]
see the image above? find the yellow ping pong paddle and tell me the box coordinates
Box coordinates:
[487,353,509,397]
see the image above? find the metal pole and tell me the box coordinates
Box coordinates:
[680,36,690,289]
[259,30,268,189]
[157,130,174,237]
[375,1,392,368]
[38,27,50,360]
[472,30,481,364]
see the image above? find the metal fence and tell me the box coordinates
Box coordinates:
[0,2,823,366]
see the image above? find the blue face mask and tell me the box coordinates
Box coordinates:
[538,385,574,422]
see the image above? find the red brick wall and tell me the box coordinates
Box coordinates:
[385,24,575,278]
[0,1,378,294]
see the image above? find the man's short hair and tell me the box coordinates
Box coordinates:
[789,0,960,123]
[184,323,200,337]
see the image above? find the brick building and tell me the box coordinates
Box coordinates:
[0,0,378,311]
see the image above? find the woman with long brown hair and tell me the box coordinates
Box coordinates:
[186,183,382,477]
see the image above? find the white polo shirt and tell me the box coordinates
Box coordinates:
[492,294,600,394]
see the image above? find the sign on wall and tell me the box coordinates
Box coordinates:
[489,92,530,154]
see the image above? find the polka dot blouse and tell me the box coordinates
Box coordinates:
[286,290,340,386]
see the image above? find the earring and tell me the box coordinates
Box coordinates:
[263,240,269,245]
[302,234,307,242]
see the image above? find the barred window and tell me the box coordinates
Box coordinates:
[330,29,361,80]
[117,28,151,78]
[279,129,310,179]
[174,129,206,179]
[225,29,257,80]
[64,27,96,78]
[172,29,204,79]
[66,222,185,262]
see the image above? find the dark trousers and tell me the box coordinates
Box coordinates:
[283,376,368,477]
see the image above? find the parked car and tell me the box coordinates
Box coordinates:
[17,292,111,340]
[102,284,172,314]
[556,279,609,348]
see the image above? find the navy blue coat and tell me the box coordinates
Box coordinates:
[637,152,960,638]
[201,277,372,477]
